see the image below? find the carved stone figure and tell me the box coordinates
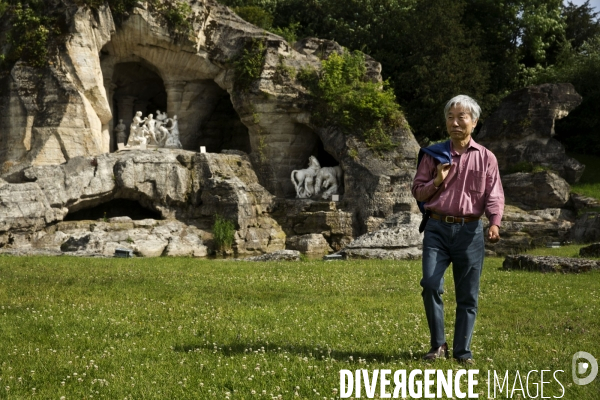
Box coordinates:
[157,125,170,146]
[164,115,182,149]
[291,156,321,198]
[114,119,127,144]
[315,165,343,199]
[155,109,167,131]
[127,111,147,147]
[142,113,158,144]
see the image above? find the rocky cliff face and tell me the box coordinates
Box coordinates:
[476,83,584,184]
[0,0,420,243]
[0,5,114,171]
[0,150,284,255]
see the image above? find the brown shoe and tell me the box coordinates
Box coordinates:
[423,343,448,360]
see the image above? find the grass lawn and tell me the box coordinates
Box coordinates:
[0,253,599,399]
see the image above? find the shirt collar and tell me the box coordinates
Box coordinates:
[450,138,482,155]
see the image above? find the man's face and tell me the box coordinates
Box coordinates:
[446,105,477,142]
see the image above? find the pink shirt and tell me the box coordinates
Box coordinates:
[412,139,504,227]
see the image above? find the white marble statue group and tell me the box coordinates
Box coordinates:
[114,110,182,149]
[291,156,343,200]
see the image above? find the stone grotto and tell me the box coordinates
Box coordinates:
[0,0,597,258]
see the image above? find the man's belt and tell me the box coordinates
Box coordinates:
[430,213,480,224]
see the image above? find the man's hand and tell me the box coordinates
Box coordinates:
[434,163,451,187]
[487,225,500,243]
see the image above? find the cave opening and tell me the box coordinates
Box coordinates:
[63,199,162,221]
[111,62,167,151]
[313,139,339,168]
[196,87,251,154]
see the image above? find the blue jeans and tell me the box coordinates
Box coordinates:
[420,218,485,359]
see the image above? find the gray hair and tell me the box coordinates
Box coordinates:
[444,95,481,120]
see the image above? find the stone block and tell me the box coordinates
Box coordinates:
[286,234,332,254]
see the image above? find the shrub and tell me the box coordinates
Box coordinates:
[271,22,299,44]
[233,5,273,30]
[155,0,193,36]
[212,214,236,252]
[299,50,404,152]
[3,2,55,69]
[233,38,266,90]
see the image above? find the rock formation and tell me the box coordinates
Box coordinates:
[483,205,575,256]
[0,150,285,255]
[0,0,420,250]
[501,171,571,209]
[338,212,423,260]
[244,249,301,262]
[569,212,600,244]
[476,83,584,183]
[286,234,332,255]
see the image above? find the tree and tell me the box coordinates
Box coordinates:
[563,0,600,50]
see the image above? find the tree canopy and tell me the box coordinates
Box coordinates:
[220,0,600,152]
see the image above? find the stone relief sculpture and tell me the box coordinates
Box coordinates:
[163,115,182,149]
[114,119,127,144]
[123,111,182,150]
[291,156,343,199]
[291,156,320,198]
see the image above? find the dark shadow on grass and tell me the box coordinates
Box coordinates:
[173,341,417,362]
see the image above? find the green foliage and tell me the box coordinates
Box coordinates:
[563,0,600,50]
[232,5,298,43]
[156,0,193,36]
[0,256,599,398]
[273,54,296,84]
[2,1,56,68]
[0,0,193,71]
[270,21,299,43]
[300,50,403,151]
[0,0,8,18]
[233,38,266,90]
[234,5,273,29]
[212,214,236,252]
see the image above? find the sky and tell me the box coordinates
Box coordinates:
[565,0,600,12]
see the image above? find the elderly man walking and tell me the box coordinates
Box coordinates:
[412,95,504,364]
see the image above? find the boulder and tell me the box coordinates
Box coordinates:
[483,205,574,256]
[272,199,354,251]
[503,254,600,273]
[580,243,600,258]
[134,237,169,258]
[339,212,423,260]
[501,171,570,209]
[244,250,301,262]
[569,212,600,243]
[286,234,332,255]
[570,193,600,212]
[477,83,584,183]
